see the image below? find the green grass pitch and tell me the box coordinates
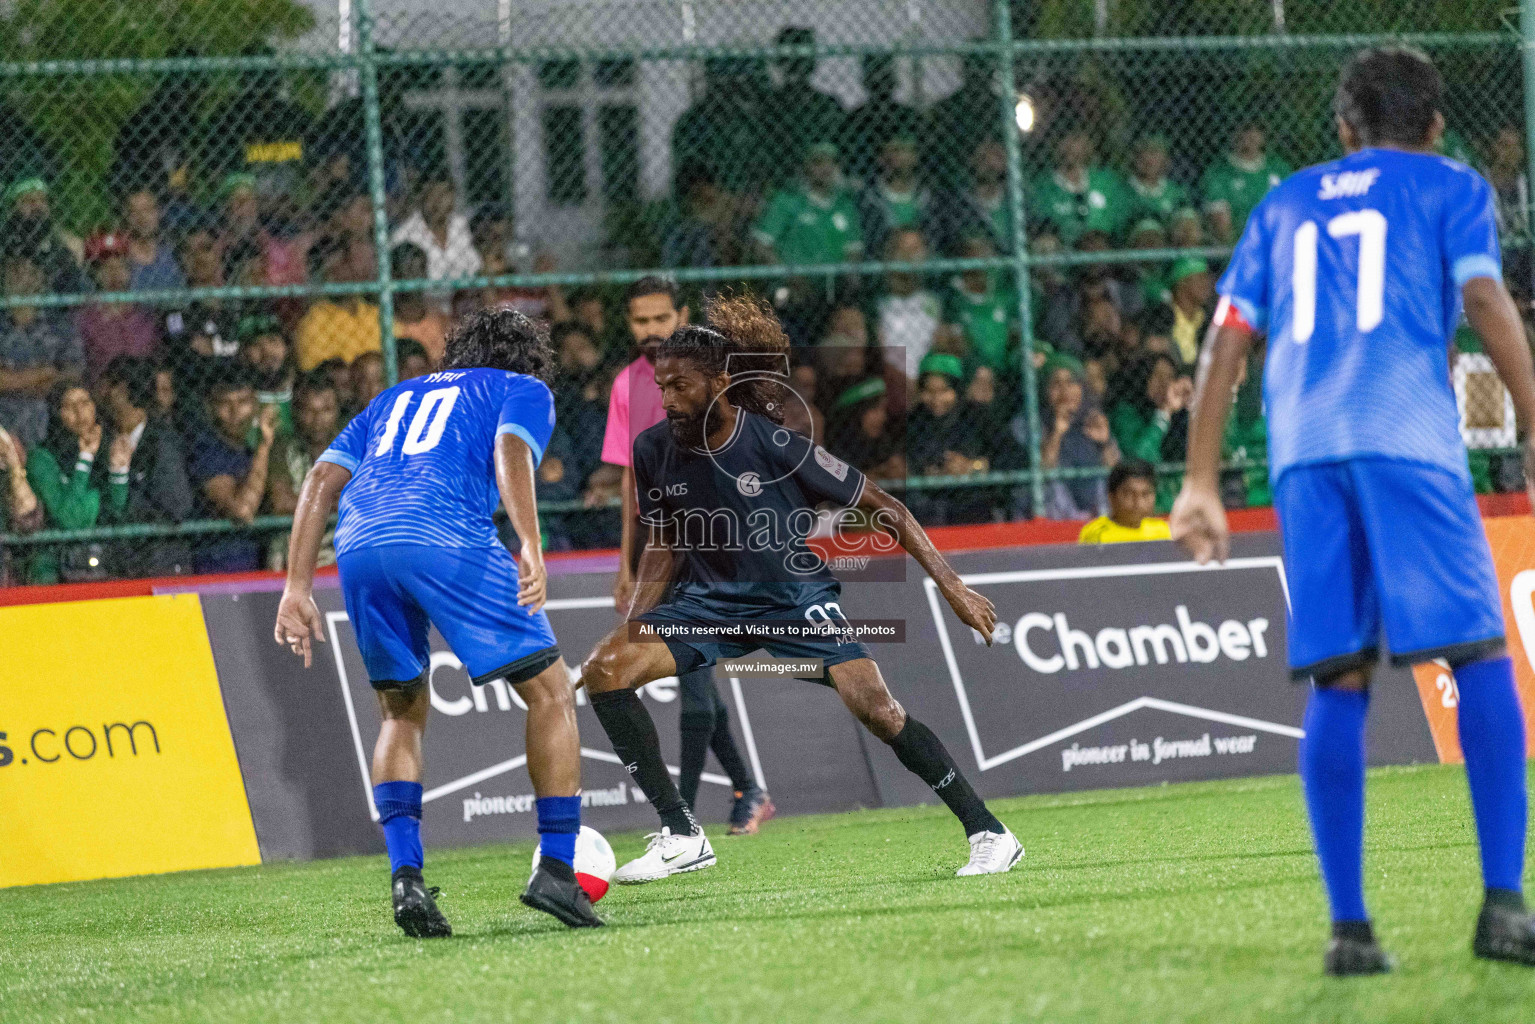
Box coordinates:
[4,764,1532,1023]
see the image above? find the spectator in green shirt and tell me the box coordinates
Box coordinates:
[1107,350,1191,511]
[24,382,130,582]
[857,136,935,261]
[1123,134,1189,228]
[753,143,864,337]
[1029,132,1129,247]
[944,235,1016,376]
[1222,346,1270,509]
[752,144,864,267]
[1199,122,1290,243]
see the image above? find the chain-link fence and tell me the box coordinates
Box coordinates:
[0,0,1529,584]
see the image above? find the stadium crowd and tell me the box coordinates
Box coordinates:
[1,28,1530,586]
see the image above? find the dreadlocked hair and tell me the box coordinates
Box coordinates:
[658,325,734,380]
[659,322,790,426]
[696,291,792,424]
[706,292,790,359]
[442,307,554,380]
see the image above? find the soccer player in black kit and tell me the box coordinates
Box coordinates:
[580,296,1022,883]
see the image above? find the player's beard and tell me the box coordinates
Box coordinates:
[640,335,665,364]
[667,401,723,449]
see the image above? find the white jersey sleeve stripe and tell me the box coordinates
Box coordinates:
[495,421,546,467]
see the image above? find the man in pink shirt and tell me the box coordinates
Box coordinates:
[599,276,773,834]
[76,231,161,381]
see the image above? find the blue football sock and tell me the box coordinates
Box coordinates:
[1300,686,1371,923]
[373,781,424,874]
[536,796,582,867]
[1454,655,1528,894]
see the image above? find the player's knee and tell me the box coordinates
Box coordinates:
[515,664,575,711]
[868,700,907,743]
[375,677,429,720]
[580,643,629,694]
[849,690,906,742]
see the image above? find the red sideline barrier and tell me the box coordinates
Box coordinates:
[0,565,337,608]
[2,493,1525,608]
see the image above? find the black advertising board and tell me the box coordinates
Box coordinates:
[205,573,872,860]
[204,535,1438,862]
[855,535,1436,813]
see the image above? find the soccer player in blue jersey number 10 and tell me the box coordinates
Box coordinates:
[273,309,603,935]
[1173,48,1535,975]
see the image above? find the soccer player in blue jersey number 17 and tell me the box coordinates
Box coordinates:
[273,309,603,935]
[1172,48,1535,975]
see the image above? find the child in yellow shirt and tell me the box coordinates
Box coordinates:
[1079,458,1172,543]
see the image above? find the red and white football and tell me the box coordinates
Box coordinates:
[531,825,616,903]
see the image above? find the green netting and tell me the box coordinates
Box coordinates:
[0,0,1528,585]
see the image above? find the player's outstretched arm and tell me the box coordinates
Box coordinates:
[274,460,350,667]
[1463,276,1535,506]
[496,433,548,614]
[855,481,996,645]
[1171,318,1254,565]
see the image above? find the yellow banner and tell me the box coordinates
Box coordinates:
[0,595,260,887]
[245,140,302,164]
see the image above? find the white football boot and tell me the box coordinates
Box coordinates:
[613,827,717,885]
[956,826,1024,876]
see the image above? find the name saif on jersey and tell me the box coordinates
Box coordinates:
[1317,168,1380,200]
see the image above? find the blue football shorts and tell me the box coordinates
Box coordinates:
[1273,457,1505,680]
[336,544,560,689]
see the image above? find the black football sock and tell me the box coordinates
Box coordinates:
[677,668,719,809]
[590,688,699,835]
[678,710,714,810]
[888,716,1002,836]
[708,700,756,793]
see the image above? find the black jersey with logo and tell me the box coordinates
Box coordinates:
[632,409,866,609]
